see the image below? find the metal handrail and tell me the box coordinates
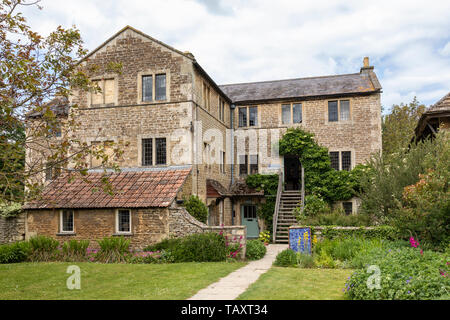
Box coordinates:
[272,169,284,243]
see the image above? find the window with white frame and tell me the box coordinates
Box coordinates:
[141,137,167,166]
[328,100,350,122]
[116,209,131,233]
[60,210,74,233]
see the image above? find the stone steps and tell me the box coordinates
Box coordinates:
[274,191,302,244]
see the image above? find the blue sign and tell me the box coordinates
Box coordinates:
[289,227,312,254]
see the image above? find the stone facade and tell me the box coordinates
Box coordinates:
[24,25,382,245]
[0,214,25,244]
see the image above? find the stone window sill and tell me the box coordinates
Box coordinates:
[56,232,76,236]
[113,233,133,236]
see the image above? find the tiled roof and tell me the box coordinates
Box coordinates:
[24,167,192,209]
[425,92,450,114]
[415,91,450,138]
[219,72,381,103]
[229,180,265,196]
[206,179,229,198]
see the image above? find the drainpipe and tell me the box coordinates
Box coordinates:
[230,103,235,225]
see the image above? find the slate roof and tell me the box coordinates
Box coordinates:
[24,167,192,209]
[219,71,382,103]
[26,97,70,118]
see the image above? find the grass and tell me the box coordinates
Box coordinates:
[238,267,353,300]
[0,261,246,300]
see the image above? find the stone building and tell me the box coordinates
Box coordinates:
[415,92,450,141]
[23,26,382,245]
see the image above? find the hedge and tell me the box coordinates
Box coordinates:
[302,225,399,241]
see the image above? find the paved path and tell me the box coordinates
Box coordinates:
[188,244,288,300]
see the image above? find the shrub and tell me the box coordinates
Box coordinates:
[127,251,162,264]
[143,238,182,252]
[62,240,90,261]
[0,241,31,264]
[29,235,59,261]
[97,236,130,263]
[310,225,398,241]
[258,231,271,244]
[183,195,208,223]
[170,232,227,262]
[297,210,372,226]
[273,249,297,267]
[297,252,315,268]
[298,194,330,217]
[246,239,267,260]
[345,247,450,300]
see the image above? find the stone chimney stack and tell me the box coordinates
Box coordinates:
[360,56,374,74]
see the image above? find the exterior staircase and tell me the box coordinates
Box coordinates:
[274,190,302,244]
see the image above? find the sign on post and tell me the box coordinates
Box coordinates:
[289,227,312,254]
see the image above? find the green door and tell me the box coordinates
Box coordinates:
[241,205,259,239]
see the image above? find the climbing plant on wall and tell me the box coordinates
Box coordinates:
[278,128,364,203]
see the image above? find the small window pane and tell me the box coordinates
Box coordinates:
[238,108,247,127]
[249,107,258,126]
[328,101,338,122]
[293,103,302,123]
[249,155,258,174]
[142,75,153,102]
[62,210,73,232]
[118,209,130,232]
[155,138,167,165]
[155,74,166,101]
[244,205,257,219]
[343,202,353,215]
[281,104,291,124]
[142,138,153,166]
[239,155,248,175]
[330,152,339,170]
[342,151,351,171]
[340,100,350,121]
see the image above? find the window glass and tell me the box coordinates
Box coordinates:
[238,108,247,127]
[281,104,291,124]
[118,209,130,232]
[142,75,153,102]
[340,100,350,121]
[342,151,351,171]
[239,155,248,175]
[155,74,166,101]
[293,103,302,123]
[249,107,258,126]
[62,210,74,232]
[328,101,338,122]
[343,202,353,215]
[155,138,167,165]
[330,152,340,170]
[142,138,153,166]
[249,155,258,174]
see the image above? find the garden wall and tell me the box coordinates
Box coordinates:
[168,207,247,258]
[292,225,398,241]
[0,213,25,244]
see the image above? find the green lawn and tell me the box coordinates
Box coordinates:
[0,261,246,300]
[238,267,353,300]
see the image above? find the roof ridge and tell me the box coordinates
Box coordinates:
[218,72,361,87]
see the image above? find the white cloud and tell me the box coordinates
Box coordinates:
[20,0,450,111]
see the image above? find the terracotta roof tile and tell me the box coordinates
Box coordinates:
[24,168,192,209]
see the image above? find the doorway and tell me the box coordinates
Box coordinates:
[241,204,259,238]
[284,155,300,190]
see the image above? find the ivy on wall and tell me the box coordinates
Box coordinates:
[278,128,366,203]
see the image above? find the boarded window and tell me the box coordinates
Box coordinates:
[330,152,340,170]
[118,209,131,233]
[328,101,338,122]
[142,75,153,102]
[249,154,258,174]
[91,80,103,105]
[342,151,351,171]
[104,79,115,105]
[343,202,353,215]
[239,155,248,176]
[282,104,290,124]
[239,107,247,127]
[249,107,258,126]
[155,74,166,101]
[61,210,74,232]
[142,138,153,166]
[293,103,302,123]
[155,138,167,165]
[90,141,114,168]
[340,100,350,121]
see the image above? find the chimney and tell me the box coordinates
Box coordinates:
[360,56,374,74]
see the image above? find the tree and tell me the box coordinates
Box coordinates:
[0,0,122,204]
[382,97,426,156]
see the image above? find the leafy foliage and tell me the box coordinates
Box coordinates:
[28,235,59,261]
[0,201,22,218]
[97,236,130,263]
[0,241,31,263]
[273,249,298,267]
[170,233,228,262]
[183,195,208,223]
[246,239,267,260]
[61,239,90,261]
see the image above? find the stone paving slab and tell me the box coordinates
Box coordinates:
[188,244,288,300]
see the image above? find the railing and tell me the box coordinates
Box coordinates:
[272,170,284,243]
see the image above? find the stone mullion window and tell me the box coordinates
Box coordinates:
[329,151,351,171]
[155,138,167,165]
[341,151,351,171]
[328,100,350,122]
[141,137,167,166]
[239,154,248,176]
[140,73,167,102]
[142,75,153,102]
[329,152,340,170]
[238,106,258,127]
[282,103,302,124]
[142,138,153,166]
[155,74,166,101]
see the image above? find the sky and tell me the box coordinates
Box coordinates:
[21,0,450,112]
